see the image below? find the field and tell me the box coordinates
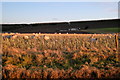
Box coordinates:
[1,33,120,79]
[81,27,120,34]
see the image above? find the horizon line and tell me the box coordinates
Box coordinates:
[1,18,119,24]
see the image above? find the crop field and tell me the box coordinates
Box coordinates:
[1,33,120,79]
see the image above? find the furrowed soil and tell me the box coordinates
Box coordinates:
[1,33,120,79]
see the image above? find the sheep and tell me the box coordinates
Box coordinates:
[12,35,17,39]
[41,35,50,40]
[24,36,29,39]
[107,36,112,39]
[15,33,19,34]
[35,34,39,37]
[44,35,50,40]
[90,38,97,42]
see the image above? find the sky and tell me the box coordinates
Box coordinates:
[1,0,120,2]
[1,2,118,24]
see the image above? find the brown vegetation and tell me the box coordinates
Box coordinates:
[2,33,120,79]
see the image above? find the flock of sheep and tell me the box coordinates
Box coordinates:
[2,33,50,40]
[2,33,118,42]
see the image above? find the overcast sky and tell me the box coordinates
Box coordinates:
[1,2,118,24]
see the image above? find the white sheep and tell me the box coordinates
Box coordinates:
[44,35,50,40]
[12,35,17,39]
[24,36,29,39]
[41,35,50,40]
[35,34,39,37]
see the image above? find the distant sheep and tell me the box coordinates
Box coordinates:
[44,35,50,40]
[107,36,112,38]
[12,35,17,39]
[24,36,29,39]
[39,32,41,34]
[35,34,39,37]
[41,35,50,40]
[90,38,97,42]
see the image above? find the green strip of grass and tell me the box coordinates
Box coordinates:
[83,27,120,33]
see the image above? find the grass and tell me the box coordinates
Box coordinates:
[82,27,120,33]
[2,33,120,79]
